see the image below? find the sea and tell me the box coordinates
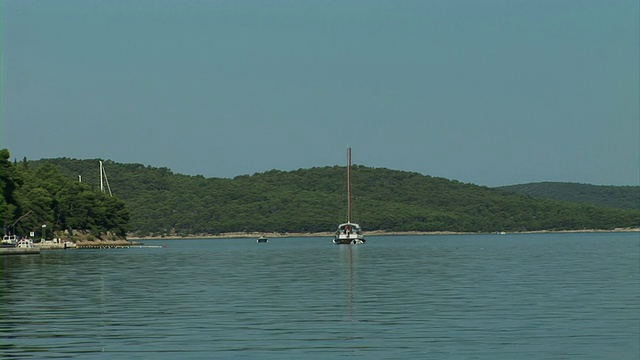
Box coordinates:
[1,232,638,359]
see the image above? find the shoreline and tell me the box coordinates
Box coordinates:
[44,228,638,248]
[127,228,640,241]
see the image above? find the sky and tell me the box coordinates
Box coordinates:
[1,0,638,187]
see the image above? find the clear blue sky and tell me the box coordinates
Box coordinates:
[2,0,638,187]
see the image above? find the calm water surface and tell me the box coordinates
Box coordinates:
[1,233,638,359]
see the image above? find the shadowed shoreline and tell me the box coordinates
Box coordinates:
[126,227,640,241]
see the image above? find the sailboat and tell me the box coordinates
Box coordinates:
[333,148,365,245]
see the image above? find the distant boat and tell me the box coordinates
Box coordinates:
[0,235,40,255]
[1,234,18,248]
[257,236,268,243]
[333,148,365,245]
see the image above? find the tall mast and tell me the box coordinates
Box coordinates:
[347,147,352,223]
[99,160,113,196]
[100,161,104,193]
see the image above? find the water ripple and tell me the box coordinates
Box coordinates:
[1,233,638,359]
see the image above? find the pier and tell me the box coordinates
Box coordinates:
[0,247,41,255]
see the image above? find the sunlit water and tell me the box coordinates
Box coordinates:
[1,233,638,359]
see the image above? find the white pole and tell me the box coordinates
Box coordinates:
[100,161,104,193]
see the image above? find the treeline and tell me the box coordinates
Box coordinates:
[0,150,129,240]
[24,156,640,237]
[498,182,640,210]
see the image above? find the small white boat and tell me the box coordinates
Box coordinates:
[332,148,366,245]
[2,234,18,247]
[257,236,268,243]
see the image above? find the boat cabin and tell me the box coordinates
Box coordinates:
[333,222,365,244]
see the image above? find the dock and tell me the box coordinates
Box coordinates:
[0,247,41,255]
[34,242,76,250]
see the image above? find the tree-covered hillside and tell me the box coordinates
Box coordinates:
[498,182,640,210]
[27,157,640,237]
[1,150,129,240]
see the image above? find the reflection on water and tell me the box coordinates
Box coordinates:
[1,233,638,359]
[345,246,355,322]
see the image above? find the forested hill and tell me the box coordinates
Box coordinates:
[27,157,639,237]
[497,182,640,210]
[1,151,129,240]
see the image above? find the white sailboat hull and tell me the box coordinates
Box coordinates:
[332,236,365,245]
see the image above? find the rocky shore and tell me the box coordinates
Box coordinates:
[127,227,639,241]
[75,240,142,248]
